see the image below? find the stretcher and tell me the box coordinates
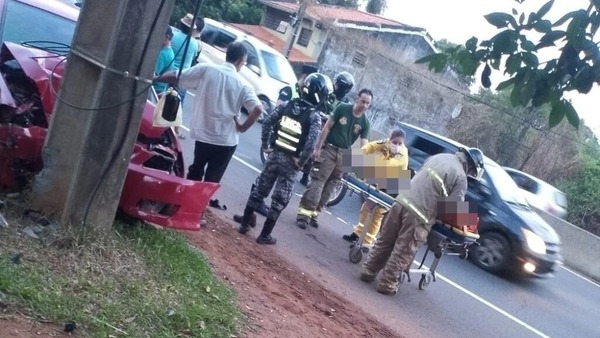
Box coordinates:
[341,174,479,290]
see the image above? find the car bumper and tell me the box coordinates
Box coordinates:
[515,249,564,278]
[119,145,220,231]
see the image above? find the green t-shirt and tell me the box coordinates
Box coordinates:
[325,103,370,149]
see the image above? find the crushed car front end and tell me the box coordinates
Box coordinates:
[0,42,217,231]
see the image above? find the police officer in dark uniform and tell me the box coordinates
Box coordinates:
[235,73,334,245]
[299,71,355,186]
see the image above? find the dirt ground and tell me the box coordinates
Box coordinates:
[185,210,402,338]
[0,314,78,338]
[0,208,401,338]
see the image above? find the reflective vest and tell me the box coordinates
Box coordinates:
[272,100,313,156]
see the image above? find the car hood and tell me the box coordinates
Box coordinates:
[2,42,167,139]
[512,205,561,244]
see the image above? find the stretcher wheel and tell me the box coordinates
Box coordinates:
[399,272,408,285]
[418,274,432,290]
[459,249,469,260]
[349,247,363,264]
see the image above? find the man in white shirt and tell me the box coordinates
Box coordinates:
[155,41,263,186]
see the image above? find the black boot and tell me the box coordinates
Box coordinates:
[342,232,359,243]
[256,218,277,245]
[239,206,256,235]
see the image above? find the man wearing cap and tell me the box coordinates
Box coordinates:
[170,13,200,139]
[172,13,199,72]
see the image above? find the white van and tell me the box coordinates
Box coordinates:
[196,18,298,122]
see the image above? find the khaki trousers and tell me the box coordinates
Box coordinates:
[297,145,343,220]
[362,202,429,289]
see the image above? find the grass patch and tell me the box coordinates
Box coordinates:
[0,208,242,338]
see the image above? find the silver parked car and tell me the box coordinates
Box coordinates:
[503,167,568,219]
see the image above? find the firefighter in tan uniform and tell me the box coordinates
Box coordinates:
[342,129,409,248]
[360,147,485,295]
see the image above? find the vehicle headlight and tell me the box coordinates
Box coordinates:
[522,228,546,255]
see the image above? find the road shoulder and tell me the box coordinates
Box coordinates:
[185,209,402,338]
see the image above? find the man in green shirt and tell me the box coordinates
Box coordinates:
[296,88,373,229]
[299,71,355,186]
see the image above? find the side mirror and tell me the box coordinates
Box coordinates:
[247,64,260,75]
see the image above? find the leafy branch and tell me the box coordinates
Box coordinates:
[415,0,600,129]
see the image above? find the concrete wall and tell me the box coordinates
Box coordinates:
[532,207,600,282]
[317,29,467,139]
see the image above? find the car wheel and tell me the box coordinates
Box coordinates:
[471,232,511,273]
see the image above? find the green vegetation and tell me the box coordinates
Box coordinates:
[417,0,600,129]
[559,145,600,235]
[0,219,241,337]
[173,0,263,26]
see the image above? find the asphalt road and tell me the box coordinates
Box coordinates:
[178,100,600,338]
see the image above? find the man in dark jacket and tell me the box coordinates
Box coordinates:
[235,73,333,244]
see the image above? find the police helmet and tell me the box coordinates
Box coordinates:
[301,73,333,106]
[458,147,485,180]
[332,71,355,100]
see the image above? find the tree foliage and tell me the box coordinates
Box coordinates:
[433,39,476,86]
[317,0,359,8]
[560,145,600,235]
[415,0,600,129]
[172,0,262,26]
[366,0,387,14]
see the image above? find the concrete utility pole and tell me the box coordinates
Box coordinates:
[31,0,176,232]
[283,0,309,58]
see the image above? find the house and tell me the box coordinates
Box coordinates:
[246,0,438,68]
[233,1,468,136]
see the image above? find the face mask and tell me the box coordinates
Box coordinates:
[390,144,399,155]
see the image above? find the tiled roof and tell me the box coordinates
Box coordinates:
[258,0,425,31]
[228,23,315,63]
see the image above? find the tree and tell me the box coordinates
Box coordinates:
[560,144,600,235]
[434,39,476,86]
[317,0,359,8]
[172,0,262,25]
[366,0,386,14]
[415,0,600,130]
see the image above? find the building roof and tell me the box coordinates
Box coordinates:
[228,23,316,64]
[258,0,427,32]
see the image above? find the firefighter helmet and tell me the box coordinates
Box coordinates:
[332,71,355,100]
[300,73,333,106]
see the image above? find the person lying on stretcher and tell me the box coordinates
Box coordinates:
[341,129,411,248]
[435,200,480,240]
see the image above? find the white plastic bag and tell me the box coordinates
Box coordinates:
[153,87,183,128]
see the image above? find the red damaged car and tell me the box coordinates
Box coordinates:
[0,0,219,230]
